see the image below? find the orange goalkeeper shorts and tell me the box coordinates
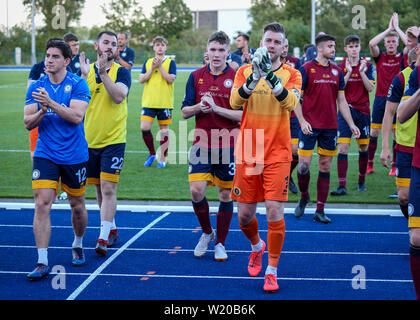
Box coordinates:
[29,127,38,152]
[231,161,291,203]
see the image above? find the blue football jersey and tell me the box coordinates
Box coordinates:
[25,72,91,164]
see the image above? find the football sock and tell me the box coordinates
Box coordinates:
[239,217,260,247]
[37,248,48,266]
[317,171,330,211]
[358,150,368,183]
[72,236,83,248]
[142,130,156,156]
[160,134,169,158]
[290,154,299,175]
[99,221,112,241]
[409,243,420,300]
[267,219,285,268]
[192,197,212,234]
[110,218,117,230]
[368,136,377,166]
[337,153,348,188]
[215,201,233,246]
[392,140,397,168]
[297,171,310,200]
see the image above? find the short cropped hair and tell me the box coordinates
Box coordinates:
[315,34,336,46]
[152,36,168,46]
[303,43,315,53]
[263,22,285,36]
[344,34,360,46]
[207,31,230,46]
[118,32,129,39]
[45,38,72,60]
[237,33,249,42]
[97,31,117,42]
[385,31,399,39]
[63,33,79,43]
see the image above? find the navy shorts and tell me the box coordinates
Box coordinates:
[337,107,370,145]
[371,96,396,129]
[188,145,235,189]
[298,128,337,157]
[395,150,413,187]
[87,143,126,185]
[32,157,87,196]
[141,107,172,125]
[408,166,420,228]
[290,116,300,145]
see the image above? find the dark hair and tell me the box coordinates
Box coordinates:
[118,32,129,39]
[303,43,315,53]
[152,36,168,45]
[417,34,420,44]
[344,34,360,46]
[237,33,249,42]
[208,31,230,46]
[97,30,117,42]
[63,33,79,43]
[45,38,72,59]
[315,34,336,46]
[263,22,285,36]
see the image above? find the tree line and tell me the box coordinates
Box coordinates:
[1,0,419,65]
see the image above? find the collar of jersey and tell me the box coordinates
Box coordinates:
[207,63,230,75]
[313,58,331,67]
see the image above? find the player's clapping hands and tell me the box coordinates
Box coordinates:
[32,87,51,112]
[152,56,163,69]
[79,52,90,77]
[199,93,213,113]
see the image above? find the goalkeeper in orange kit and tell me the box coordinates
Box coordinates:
[230,22,302,293]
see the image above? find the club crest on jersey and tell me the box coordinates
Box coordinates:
[331,69,338,76]
[233,186,241,196]
[75,62,80,69]
[32,169,40,180]
[408,203,414,217]
[224,79,233,88]
[64,84,72,93]
[298,141,305,149]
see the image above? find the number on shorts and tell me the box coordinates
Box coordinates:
[76,167,87,183]
[111,157,124,170]
[229,162,236,176]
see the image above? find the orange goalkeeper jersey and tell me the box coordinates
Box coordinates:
[230,63,302,165]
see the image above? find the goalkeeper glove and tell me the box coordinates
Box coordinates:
[258,46,284,96]
[243,56,262,94]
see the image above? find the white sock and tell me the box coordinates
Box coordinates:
[111,218,117,230]
[251,239,263,252]
[37,248,48,266]
[265,265,277,276]
[72,236,83,248]
[99,221,112,241]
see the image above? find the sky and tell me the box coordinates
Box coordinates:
[0,0,252,29]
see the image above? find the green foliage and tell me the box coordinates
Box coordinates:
[22,0,86,37]
[149,0,193,40]
[101,0,149,43]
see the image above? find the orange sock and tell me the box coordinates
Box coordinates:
[239,217,260,245]
[267,219,285,268]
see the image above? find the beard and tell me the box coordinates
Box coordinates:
[98,48,116,61]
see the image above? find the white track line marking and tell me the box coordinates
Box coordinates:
[0,244,408,256]
[0,270,412,283]
[0,224,408,235]
[66,211,171,300]
[0,202,404,216]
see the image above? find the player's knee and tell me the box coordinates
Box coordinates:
[190,186,206,203]
[410,228,420,247]
[338,143,349,154]
[358,144,368,153]
[297,162,309,175]
[69,196,86,214]
[218,188,231,203]
[370,128,380,137]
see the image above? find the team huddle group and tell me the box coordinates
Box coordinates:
[23,14,420,297]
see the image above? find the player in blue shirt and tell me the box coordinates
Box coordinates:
[64,33,83,75]
[116,32,135,71]
[24,39,91,280]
